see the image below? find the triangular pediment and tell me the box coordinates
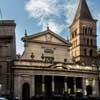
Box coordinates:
[22,29,69,45]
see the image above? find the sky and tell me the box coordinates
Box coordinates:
[0,0,100,54]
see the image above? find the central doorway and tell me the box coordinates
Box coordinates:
[45,76,52,97]
[22,83,30,100]
[55,76,64,95]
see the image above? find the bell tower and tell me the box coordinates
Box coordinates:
[70,0,97,65]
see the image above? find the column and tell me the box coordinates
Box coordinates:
[52,76,55,94]
[82,77,87,95]
[74,77,76,93]
[92,79,99,96]
[42,75,45,94]
[31,75,35,96]
[64,77,67,93]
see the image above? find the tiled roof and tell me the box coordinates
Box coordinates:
[73,0,94,23]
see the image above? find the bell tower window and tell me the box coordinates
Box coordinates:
[87,38,89,46]
[83,27,85,35]
[85,27,87,35]
[90,39,93,46]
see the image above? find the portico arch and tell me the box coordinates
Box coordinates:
[22,83,30,100]
[86,85,93,96]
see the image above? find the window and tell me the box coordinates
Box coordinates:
[87,38,89,46]
[90,28,93,35]
[74,29,77,37]
[85,27,87,35]
[72,32,74,39]
[71,29,77,39]
[75,40,77,47]
[45,56,54,63]
[91,39,93,46]
[83,27,87,35]
[82,27,93,35]
[82,27,85,34]
[88,27,93,35]
[83,38,86,45]
[89,49,93,56]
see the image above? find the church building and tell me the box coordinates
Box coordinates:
[13,0,99,99]
[0,0,99,99]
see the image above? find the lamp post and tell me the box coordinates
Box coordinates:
[0,84,2,96]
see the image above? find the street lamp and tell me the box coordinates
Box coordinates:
[0,84,2,96]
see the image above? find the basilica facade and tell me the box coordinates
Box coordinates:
[14,28,99,99]
[13,0,99,99]
[0,0,100,99]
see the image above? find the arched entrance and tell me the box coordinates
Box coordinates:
[86,85,93,96]
[22,83,30,100]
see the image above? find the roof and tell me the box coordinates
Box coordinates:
[73,0,94,23]
[22,28,70,45]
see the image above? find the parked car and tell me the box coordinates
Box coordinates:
[14,96,21,100]
[0,97,8,100]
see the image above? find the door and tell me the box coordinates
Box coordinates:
[86,85,93,96]
[22,83,30,100]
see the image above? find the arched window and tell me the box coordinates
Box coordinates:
[83,27,85,35]
[74,29,77,37]
[90,28,93,35]
[85,27,87,35]
[89,49,93,56]
[87,38,89,46]
[91,39,93,46]
[83,38,85,45]
[72,32,74,39]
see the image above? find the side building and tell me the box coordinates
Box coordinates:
[0,20,16,95]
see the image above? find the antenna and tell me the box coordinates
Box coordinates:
[25,29,28,36]
[0,8,3,20]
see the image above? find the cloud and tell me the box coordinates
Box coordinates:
[25,0,78,34]
[25,0,100,35]
[42,19,65,34]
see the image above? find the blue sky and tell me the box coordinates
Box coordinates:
[0,0,100,54]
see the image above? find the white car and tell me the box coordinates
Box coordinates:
[0,97,8,100]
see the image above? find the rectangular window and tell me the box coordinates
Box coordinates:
[45,56,54,63]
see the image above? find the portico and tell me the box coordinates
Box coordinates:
[13,64,99,99]
[34,75,83,96]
